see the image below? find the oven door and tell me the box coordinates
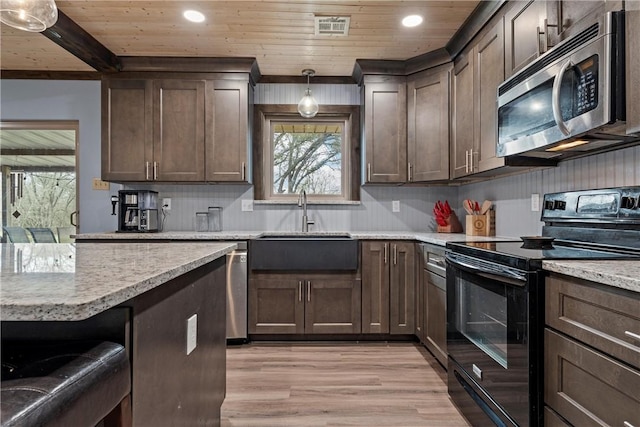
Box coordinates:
[446,251,539,427]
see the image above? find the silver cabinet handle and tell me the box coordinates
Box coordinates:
[465,150,469,173]
[367,163,372,182]
[552,59,572,136]
[471,151,476,172]
[153,161,158,180]
[407,162,412,182]
[241,162,246,181]
[536,25,544,55]
[298,281,302,302]
[543,19,557,51]
[145,161,150,180]
[307,281,311,302]
[393,244,397,265]
[383,243,388,264]
[624,422,635,427]
[624,331,640,342]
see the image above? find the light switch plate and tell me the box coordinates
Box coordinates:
[186,314,197,355]
[241,199,254,212]
[531,193,540,212]
[162,198,171,211]
[92,178,110,191]
[392,200,400,212]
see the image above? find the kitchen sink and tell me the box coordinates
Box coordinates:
[250,234,358,271]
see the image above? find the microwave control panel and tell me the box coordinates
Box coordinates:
[575,55,598,115]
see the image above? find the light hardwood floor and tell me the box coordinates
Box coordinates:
[221,342,471,427]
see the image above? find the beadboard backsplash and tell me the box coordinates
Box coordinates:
[458,145,640,237]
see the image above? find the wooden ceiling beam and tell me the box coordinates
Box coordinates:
[1,149,75,156]
[41,9,121,72]
[0,70,101,80]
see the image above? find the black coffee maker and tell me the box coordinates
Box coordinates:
[117,190,159,232]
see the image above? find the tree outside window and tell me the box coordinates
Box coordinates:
[271,122,344,196]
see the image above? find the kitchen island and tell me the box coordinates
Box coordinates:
[1,242,236,426]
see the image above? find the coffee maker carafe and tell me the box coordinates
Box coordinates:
[118,190,159,232]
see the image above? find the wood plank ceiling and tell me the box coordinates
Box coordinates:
[0,1,479,76]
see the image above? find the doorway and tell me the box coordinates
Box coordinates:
[0,120,79,243]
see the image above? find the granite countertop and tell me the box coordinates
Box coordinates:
[0,242,237,321]
[542,260,640,293]
[75,230,515,246]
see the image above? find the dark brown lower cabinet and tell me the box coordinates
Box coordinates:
[249,273,361,335]
[545,274,640,427]
[361,241,415,335]
[544,329,640,427]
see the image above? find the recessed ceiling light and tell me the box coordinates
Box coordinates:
[184,10,205,23]
[402,15,423,28]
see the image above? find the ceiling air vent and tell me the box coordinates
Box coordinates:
[314,16,350,36]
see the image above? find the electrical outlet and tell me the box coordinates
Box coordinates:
[392,200,400,212]
[162,198,171,211]
[531,193,540,212]
[241,199,254,212]
[92,178,110,191]
[186,314,197,355]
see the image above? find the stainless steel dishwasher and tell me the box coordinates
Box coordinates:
[226,242,247,342]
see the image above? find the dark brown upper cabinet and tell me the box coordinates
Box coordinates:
[361,77,408,184]
[407,64,451,182]
[504,0,546,78]
[102,77,206,182]
[451,17,506,179]
[206,80,251,182]
[102,74,252,183]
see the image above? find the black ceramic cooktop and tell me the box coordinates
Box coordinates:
[446,240,640,271]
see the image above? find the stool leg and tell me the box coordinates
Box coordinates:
[103,394,132,427]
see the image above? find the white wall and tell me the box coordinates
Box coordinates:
[0,79,119,233]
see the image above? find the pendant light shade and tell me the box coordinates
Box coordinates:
[0,0,58,32]
[298,69,319,118]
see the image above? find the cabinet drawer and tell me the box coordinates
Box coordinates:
[545,329,640,427]
[546,275,640,369]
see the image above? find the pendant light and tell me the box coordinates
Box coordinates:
[298,69,319,118]
[0,0,58,32]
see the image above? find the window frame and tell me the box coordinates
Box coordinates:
[253,104,360,202]
[264,116,350,201]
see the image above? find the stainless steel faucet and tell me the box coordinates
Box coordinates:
[297,190,315,232]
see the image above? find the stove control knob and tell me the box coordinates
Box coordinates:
[553,200,566,210]
[621,196,639,210]
[544,200,555,210]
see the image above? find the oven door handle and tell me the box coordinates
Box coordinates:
[445,253,527,286]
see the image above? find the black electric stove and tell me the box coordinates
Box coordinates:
[445,187,640,427]
[448,186,640,271]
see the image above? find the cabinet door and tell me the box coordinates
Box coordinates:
[546,0,603,47]
[389,242,415,335]
[248,277,304,334]
[102,79,152,181]
[407,67,450,182]
[545,329,640,427]
[504,0,545,77]
[206,80,249,182]
[153,79,206,181]
[425,271,447,367]
[475,18,506,173]
[450,54,475,179]
[364,82,407,183]
[305,278,362,334]
[361,241,390,334]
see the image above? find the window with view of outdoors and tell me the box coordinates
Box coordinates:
[267,120,348,199]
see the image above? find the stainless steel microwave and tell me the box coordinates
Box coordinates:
[497,11,635,159]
